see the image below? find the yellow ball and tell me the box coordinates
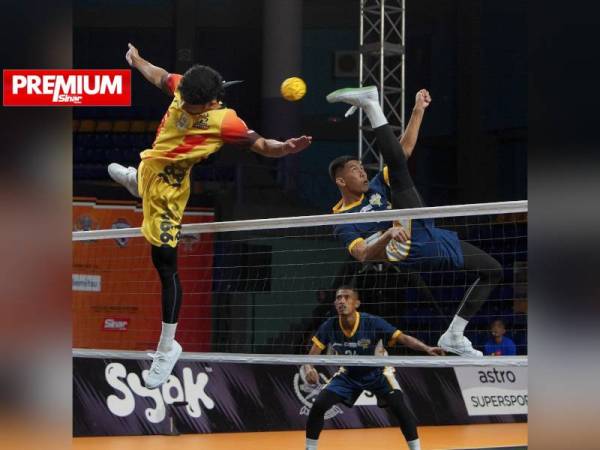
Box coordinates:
[280,77,307,101]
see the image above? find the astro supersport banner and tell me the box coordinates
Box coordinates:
[73,356,526,436]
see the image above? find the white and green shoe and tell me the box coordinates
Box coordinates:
[325,86,379,117]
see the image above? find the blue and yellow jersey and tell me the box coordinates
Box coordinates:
[140,73,259,169]
[332,168,464,269]
[312,311,402,381]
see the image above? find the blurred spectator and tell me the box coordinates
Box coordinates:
[484,319,517,356]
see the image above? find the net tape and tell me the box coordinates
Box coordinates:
[73,348,528,367]
[73,200,527,241]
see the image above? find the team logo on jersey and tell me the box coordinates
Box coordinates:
[357,338,371,349]
[176,113,190,130]
[369,193,382,207]
[293,370,343,419]
[192,114,209,130]
[111,218,131,247]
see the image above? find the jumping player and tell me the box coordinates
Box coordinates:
[302,286,444,450]
[326,86,502,357]
[108,43,312,388]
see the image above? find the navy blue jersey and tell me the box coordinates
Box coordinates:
[332,168,464,269]
[312,312,402,381]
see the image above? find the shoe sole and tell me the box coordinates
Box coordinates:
[144,343,183,389]
[438,344,483,357]
[326,86,378,103]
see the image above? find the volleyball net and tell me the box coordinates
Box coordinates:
[72,200,527,367]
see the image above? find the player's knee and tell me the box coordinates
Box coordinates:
[310,399,327,416]
[388,390,407,407]
[486,258,503,284]
[151,246,178,279]
[153,261,177,280]
[310,393,333,417]
[388,390,413,417]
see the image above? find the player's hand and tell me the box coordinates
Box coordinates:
[125,43,140,67]
[414,89,431,111]
[386,226,410,243]
[426,346,445,356]
[283,135,312,155]
[305,366,319,384]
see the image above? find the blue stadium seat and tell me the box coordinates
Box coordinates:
[75,133,94,147]
[93,133,112,148]
[111,133,131,148]
[511,330,527,355]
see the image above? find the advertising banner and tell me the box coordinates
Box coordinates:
[74,356,526,436]
[454,366,528,416]
[72,199,214,351]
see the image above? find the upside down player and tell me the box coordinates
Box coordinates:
[302,286,444,450]
[325,87,503,356]
[108,43,312,388]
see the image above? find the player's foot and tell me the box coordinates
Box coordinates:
[108,163,140,198]
[144,340,182,389]
[437,332,483,357]
[325,86,379,118]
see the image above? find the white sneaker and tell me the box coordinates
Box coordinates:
[325,86,379,117]
[437,331,483,357]
[144,340,182,389]
[108,163,140,198]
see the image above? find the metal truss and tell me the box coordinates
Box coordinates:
[358,0,405,170]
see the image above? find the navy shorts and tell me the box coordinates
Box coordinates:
[324,368,400,407]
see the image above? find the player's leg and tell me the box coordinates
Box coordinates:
[144,243,183,389]
[140,162,190,388]
[152,244,182,342]
[372,369,421,450]
[438,241,503,356]
[305,389,344,450]
[387,391,421,450]
[326,86,424,209]
[456,241,504,320]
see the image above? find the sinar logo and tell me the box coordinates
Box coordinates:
[293,369,343,419]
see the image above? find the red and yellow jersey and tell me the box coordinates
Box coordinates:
[140,73,259,168]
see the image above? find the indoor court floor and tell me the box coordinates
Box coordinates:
[73,423,527,450]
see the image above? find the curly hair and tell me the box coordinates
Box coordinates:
[178,64,225,105]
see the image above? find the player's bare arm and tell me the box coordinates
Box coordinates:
[125,43,170,94]
[395,332,445,356]
[350,226,410,263]
[398,89,431,158]
[250,135,312,158]
[303,343,322,384]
